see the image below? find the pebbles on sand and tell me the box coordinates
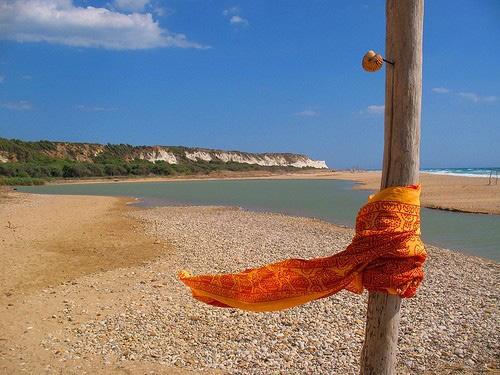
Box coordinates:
[66,206,499,374]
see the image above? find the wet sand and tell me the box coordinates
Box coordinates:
[0,190,198,374]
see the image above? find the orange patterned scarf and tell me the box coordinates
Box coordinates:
[179,185,426,312]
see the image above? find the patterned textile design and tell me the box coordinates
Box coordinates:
[179,185,426,312]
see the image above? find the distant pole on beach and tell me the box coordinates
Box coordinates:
[360,1,424,374]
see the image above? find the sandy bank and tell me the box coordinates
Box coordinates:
[0,191,162,294]
[328,171,500,215]
[0,191,498,374]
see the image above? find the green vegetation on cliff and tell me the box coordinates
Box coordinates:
[0,138,58,162]
[0,138,308,185]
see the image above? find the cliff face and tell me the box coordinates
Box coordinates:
[182,150,328,168]
[0,139,329,169]
[135,147,328,168]
[44,143,106,162]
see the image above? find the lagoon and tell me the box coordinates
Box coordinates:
[18,179,500,261]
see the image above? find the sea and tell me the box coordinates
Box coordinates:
[363,167,500,178]
[422,168,499,178]
[18,178,499,261]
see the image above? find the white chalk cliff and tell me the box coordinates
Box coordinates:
[139,149,178,164]
[182,150,328,169]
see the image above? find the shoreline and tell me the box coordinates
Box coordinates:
[19,169,500,215]
[9,187,499,262]
[43,169,498,184]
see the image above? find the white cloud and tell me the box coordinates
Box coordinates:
[113,0,150,12]
[0,75,4,83]
[1,100,32,111]
[294,109,318,117]
[223,6,248,26]
[151,5,168,17]
[458,92,498,103]
[0,0,207,50]
[76,104,118,112]
[432,86,497,103]
[458,92,480,102]
[21,75,32,80]
[432,87,451,94]
[222,6,240,16]
[366,105,385,115]
[229,15,248,26]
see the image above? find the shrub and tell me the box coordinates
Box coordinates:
[62,164,93,178]
[86,163,105,177]
[151,161,173,175]
[0,177,45,186]
[104,164,127,176]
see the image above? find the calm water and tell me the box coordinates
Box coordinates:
[18,179,500,261]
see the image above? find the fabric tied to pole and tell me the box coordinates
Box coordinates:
[179,185,426,312]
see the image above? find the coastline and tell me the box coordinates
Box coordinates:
[40,169,500,215]
[0,190,498,374]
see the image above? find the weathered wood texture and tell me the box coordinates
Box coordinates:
[381,0,424,189]
[361,293,402,374]
[360,1,424,374]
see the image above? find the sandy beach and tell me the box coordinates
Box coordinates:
[2,1,497,374]
[0,189,498,374]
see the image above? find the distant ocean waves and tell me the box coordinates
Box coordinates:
[422,168,500,178]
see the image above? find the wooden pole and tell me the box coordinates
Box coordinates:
[360,1,424,374]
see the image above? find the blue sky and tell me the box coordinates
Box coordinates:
[0,0,499,168]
